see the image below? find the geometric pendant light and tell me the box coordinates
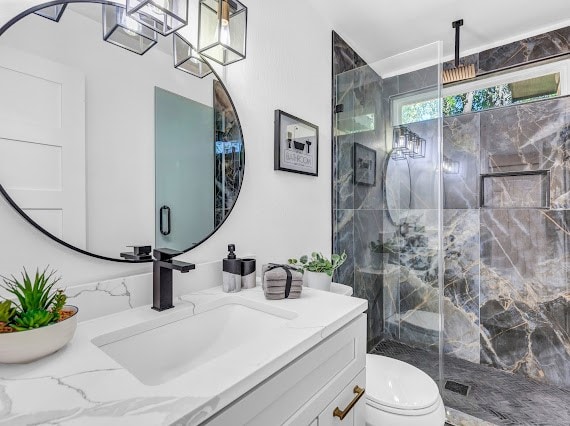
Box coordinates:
[198,0,247,66]
[126,0,188,36]
[407,135,426,159]
[392,126,426,160]
[34,4,67,22]
[102,5,158,55]
[173,34,213,78]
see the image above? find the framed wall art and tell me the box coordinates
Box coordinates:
[274,110,319,176]
[354,142,376,186]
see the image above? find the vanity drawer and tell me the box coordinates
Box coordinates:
[317,369,366,426]
[205,314,366,426]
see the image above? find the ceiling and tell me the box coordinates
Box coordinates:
[308,0,570,65]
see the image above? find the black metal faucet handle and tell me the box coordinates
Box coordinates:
[171,260,196,273]
[128,245,152,256]
[153,248,183,261]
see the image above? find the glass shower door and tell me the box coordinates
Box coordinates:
[332,39,444,386]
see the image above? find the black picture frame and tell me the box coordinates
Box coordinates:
[274,110,319,176]
[354,143,376,186]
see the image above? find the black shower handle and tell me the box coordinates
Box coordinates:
[160,205,171,236]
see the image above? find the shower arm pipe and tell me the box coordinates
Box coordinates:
[452,19,463,67]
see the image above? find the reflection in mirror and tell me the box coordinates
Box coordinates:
[0,1,244,261]
[384,151,411,225]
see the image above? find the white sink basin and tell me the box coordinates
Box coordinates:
[92,299,295,386]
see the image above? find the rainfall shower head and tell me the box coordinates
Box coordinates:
[443,19,476,84]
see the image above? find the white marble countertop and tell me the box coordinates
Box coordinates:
[0,285,367,426]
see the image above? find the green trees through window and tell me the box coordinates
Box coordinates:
[400,72,561,125]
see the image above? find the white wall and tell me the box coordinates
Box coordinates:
[0,0,334,288]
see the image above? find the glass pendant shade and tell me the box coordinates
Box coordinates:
[103,5,158,55]
[408,137,426,158]
[393,126,409,152]
[443,156,460,174]
[126,0,188,36]
[173,34,212,78]
[198,0,247,66]
[34,4,67,22]
[391,149,408,161]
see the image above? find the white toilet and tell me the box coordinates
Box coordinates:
[365,354,445,426]
[330,283,445,425]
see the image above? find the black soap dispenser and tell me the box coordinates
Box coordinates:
[223,244,241,293]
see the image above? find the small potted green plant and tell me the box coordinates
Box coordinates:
[288,252,347,291]
[0,267,78,363]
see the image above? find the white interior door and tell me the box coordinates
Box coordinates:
[0,46,86,249]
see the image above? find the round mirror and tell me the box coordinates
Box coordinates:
[0,1,244,262]
[384,150,411,225]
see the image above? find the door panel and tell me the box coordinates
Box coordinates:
[155,87,214,251]
[0,46,86,248]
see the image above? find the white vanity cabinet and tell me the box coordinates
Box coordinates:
[205,314,367,426]
[316,369,366,426]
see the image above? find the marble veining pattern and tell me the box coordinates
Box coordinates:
[65,273,151,322]
[333,209,355,286]
[0,286,368,425]
[0,371,211,426]
[480,209,570,389]
[332,26,570,392]
[443,114,480,209]
[22,260,234,326]
[333,133,355,210]
[480,97,570,210]
[443,210,480,363]
[441,26,569,75]
[332,32,388,348]
[407,119,441,210]
[353,209,385,342]
[478,26,570,73]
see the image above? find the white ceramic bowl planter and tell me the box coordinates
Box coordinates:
[290,252,347,292]
[305,271,333,291]
[0,305,78,364]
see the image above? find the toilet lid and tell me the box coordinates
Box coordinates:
[366,354,440,411]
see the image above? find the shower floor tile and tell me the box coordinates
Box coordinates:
[372,340,570,426]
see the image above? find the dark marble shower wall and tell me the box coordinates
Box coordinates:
[332,31,387,344]
[332,27,570,389]
[414,96,570,388]
[441,95,570,390]
[478,97,570,389]
[442,26,570,75]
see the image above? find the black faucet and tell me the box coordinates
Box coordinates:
[152,248,195,311]
[120,245,152,261]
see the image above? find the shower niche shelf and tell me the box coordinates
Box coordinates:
[480,170,550,209]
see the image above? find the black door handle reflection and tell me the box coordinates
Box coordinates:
[160,205,171,236]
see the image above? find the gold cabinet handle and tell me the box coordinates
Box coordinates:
[333,385,365,420]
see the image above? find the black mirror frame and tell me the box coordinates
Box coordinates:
[0,0,245,263]
[383,149,412,226]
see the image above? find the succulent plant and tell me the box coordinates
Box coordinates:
[11,309,55,331]
[51,290,67,321]
[0,267,72,333]
[0,300,16,324]
[2,267,61,313]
